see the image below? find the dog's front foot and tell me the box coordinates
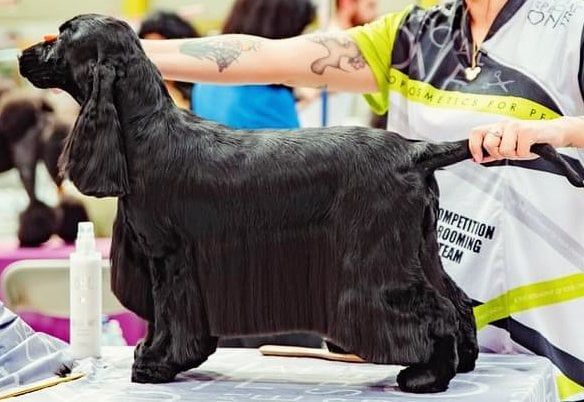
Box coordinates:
[396,365,451,393]
[132,350,180,384]
[131,359,179,383]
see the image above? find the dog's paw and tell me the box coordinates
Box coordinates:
[131,362,178,384]
[456,331,479,374]
[456,346,478,373]
[396,366,450,393]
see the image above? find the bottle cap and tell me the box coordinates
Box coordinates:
[75,222,96,253]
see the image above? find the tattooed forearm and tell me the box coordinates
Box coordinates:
[308,35,366,75]
[179,37,261,73]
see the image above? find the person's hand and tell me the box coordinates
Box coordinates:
[469,117,583,163]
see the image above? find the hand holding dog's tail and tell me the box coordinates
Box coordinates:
[416,140,584,188]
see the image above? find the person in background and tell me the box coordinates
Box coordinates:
[333,0,383,127]
[138,11,199,109]
[191,0,315,130]
[296,0,379,127]
[332,0,379,30]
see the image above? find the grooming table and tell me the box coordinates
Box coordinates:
[11,347,558,401]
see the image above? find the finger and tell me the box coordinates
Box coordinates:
[483,132,504,160]
[469,129,487,163]
[517,132,537,159]
[499,124,518,159]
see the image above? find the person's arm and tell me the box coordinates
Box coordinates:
[564,116,584,148]
[469,116,584,163]
[142,32,378,93]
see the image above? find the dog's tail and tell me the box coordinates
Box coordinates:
[413,140,471,172]
[415,139,584,188]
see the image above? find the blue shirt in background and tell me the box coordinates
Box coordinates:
[192,84,300,130]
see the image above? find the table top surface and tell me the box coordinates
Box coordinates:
[13,347,558,402]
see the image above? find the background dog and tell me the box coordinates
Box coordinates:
[19,14,583,393]
[0,88,89,246]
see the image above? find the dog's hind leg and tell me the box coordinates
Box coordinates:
[383,283,460,393]
[333,278,460,393]
[419,257,478,375]
[439,274,478,373]
[419,186,479,374]
[382,284,460,393]
[330,228,459,391]
[396,333,458,393]
[132,249,217,383]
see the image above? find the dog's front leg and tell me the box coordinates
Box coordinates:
[131,249,217,383]
[131,269,179,383]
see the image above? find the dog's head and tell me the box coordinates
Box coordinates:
[19,14,135,197]
[19,14,139,103]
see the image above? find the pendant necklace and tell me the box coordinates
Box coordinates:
[464,40,481,81]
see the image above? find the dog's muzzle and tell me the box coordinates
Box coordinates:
[18,46,64,89]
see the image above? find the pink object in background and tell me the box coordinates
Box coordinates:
[0,237,146,345]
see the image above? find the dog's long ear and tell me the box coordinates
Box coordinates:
[59,61,130,198]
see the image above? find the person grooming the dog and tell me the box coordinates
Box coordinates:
[143,0,584,397]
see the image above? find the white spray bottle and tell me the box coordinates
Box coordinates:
[70,222,102,359]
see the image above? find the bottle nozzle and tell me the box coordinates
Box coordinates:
[76,221,96,253]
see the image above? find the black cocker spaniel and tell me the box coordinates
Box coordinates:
[19,14,584,393]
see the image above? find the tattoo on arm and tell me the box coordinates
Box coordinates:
[308,35,366,75]
[179,37,261,73]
